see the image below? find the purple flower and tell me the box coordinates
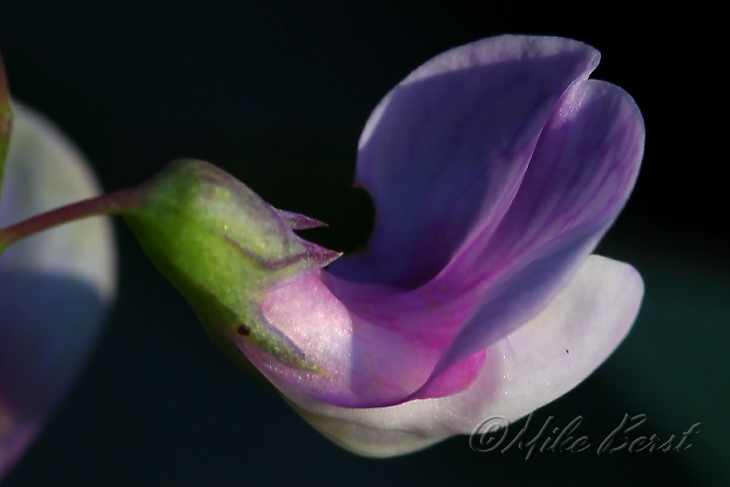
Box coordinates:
[233,35,644,456]
[0,104,116,477]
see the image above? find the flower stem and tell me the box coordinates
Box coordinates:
[0,184,146,254]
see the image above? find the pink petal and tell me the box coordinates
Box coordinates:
[246,270,443,407]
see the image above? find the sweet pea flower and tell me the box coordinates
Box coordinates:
[253,35,644,456]
[0,103,116,478]
[123,35,644,457]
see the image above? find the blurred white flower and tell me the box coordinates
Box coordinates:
[0,103,116,479]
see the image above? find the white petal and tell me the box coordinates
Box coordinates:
[0,103,116,477]
[287,255,642,457]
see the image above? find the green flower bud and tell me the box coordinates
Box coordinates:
[122,159,340,373]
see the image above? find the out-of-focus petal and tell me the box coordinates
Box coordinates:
[0,103,115,478]
[331,35,600,289]
[288,255,643,457]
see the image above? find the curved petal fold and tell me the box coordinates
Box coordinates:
[287,255,643,457]
[428,79,644,378]
[0,104,116,478]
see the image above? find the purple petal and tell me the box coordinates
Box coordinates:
[0,104,115,478]
[424,78,644,380]
[286,256,643,457]
[331,35,600,289]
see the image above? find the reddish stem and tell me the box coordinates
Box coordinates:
[0,184,146,252]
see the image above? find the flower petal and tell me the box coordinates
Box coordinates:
[0,103,115,478]
[331,35,600,289]
[426,78,644,379]
[248,270,443,407]
[286,255,643,457]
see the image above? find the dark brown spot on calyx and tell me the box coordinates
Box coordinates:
[236,323,251,336]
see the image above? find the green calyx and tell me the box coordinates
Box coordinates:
[123,159,340,372]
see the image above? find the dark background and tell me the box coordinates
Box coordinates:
[1,2,727,486]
